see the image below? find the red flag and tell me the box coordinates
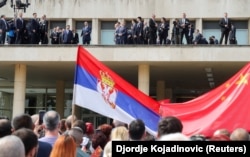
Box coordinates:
[73,46,161,136]
[160,63,250,137]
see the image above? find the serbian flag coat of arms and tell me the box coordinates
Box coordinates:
[72,46,161,135]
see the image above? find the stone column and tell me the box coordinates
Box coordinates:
[117,18,124,23]
[156,80,165,100]
[138,64,150,95]
[169,18,176,34]
[91,18,100,44]
[165,88,173,102]
[12,64,26,118]
[66,18,74,30]
[56,80,65,118]
[195,18,203,33]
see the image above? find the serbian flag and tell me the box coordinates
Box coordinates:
[160,62,250,137]
[72,46,161,135]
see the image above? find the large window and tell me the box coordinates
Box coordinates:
[0,92,13,119]
[50,21,66,30]
[101,21,117,45]
[0,87,110,123]
[24,88,72,117]
[232,21,249,45]
[203,20,248,45]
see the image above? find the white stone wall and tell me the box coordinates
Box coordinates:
[1,46,250,62]
[1,0,250,19]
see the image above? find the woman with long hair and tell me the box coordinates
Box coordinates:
[50,134,77,157]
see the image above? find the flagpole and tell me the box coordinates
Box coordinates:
[71,103,76,124]
[71,46,79,124]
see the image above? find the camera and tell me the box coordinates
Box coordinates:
[0,0,7,8]
[11,0,30,13]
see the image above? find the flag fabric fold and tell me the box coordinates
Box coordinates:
[72,46,161,136]
[160,63,250,137]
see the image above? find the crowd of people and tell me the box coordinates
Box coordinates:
[0,110,249,157]
[0,12,89,45]
[0,12,50,45]
[0,12,237,46]
[114,12,237,46]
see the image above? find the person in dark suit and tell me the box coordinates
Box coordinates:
[229,23,236,45]
[131,19,137,44]
[50,27,58,44]
[143,21,149,45]
[81,21,92,45]
[114,21,120,44]
[193,29,203,45]
[158,17,169,45]
[171,19,180,45]
[209,35,219,45]
[72,29,79,44]
[39,14,48,44]
[148,14,157,44]
[187,24,194,44]
[117,20,127,44]
[15,12,25,44]
[136,16,144,44]
[29,13,40,44]
[0,14,9,44]
[179,13,190,44]
[62,25,73,44]
[22,20,31,44]
[219,12,231,45]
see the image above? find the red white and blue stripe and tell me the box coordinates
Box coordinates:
[72,46,161,136]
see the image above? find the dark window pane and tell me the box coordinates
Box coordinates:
[203,21,221,29]
[50,21,66,29]
[101,21,117,30]
[203,20,248,29]
[76,21,92,29]
[231,20,248,29]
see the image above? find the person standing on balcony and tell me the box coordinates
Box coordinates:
[62,25,73,44]
[148,14,157,44]
[72,29,79,44]
[131,19,137,44]
[179,13,190,44]
[117,20,127,44]
[187,24,194,44]
[29,13,40,44]
[136,16,144,44]
[171,19,180,45]
[229,22,237,45]
[219,12,231,45]
[0,14,9,44]
[158,17,169,45]
[39,14,48,44]
[15,12,25,44]
[81,21,92,45]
